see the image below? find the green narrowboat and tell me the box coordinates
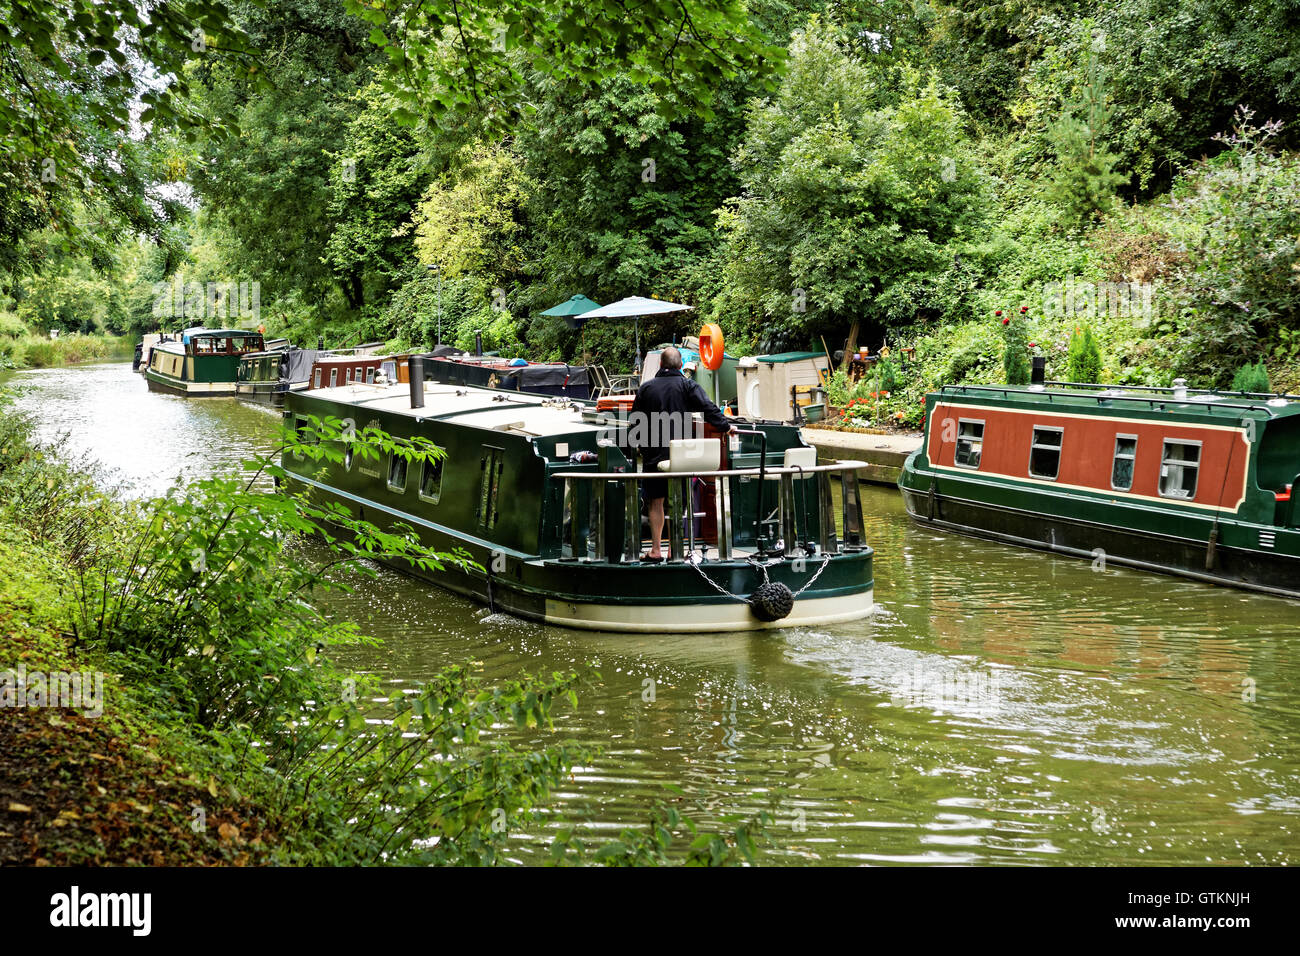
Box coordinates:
[899,379,1300,599]
[280,368,875,632]
[144,327,266,397]
[235,346,319,406]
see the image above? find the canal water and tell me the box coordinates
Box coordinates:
[7,361,1299,865]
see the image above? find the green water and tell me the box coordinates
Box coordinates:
[10,361,1299,865]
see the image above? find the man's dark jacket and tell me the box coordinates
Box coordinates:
[630,368,731,466]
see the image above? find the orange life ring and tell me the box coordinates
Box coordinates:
[699,323,724,371]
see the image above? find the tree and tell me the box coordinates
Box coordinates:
[344,0,786,131]
[715,19,987,351]
[1231,360,1271,393]
[1001,314,1031,385]
[1167,110,1300,385]
[324,81,430,310]
[1067,323,1104,382]
[1043,40,1128,228]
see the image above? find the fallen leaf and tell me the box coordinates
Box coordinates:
[7,803,32,814]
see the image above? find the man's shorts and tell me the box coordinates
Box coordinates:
[642,476,668,502]
[642,455,668,501]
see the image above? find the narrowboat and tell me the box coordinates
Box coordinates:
[302,352,410,391]
[279,364,875,632]
[899,379,1300,599]
[427,353,592,399]
[143,327,266,396]
[235,346,319,406]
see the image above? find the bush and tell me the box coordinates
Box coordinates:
[1001,315,1031,385]
[1231,360,1271,393]
[1067,324,1104,383]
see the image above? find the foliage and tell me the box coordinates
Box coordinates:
[1001,314,1031,385]
[1165,110,1300,386]
[715,20,987,344]
[1231,360,1272,394]
[1066,323,1104,383]
[1042,41,1129,228]
[344,0,785,131]
[414,142,529,281]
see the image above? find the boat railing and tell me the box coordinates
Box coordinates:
[556,459,869,564]
[939,382,1293,416]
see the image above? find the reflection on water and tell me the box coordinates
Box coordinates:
[6,360,281,497]
[8,361,1300,864]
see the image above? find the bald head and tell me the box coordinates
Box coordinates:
[660,346,683,371]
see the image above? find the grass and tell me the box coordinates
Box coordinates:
[0,333,132,370]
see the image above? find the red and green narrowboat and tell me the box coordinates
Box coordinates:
[279,364,875,632]
[899,380,1300,599]
[144,327,266,397]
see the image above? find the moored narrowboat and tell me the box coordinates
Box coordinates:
[280,367,875,632]
[235,346,319,406]
[427,353,592,399]
[899,380,1300,599]
[144,327,266,397]
[302,352,410,390]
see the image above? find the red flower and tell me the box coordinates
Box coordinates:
[1028,342,1037,348]
[1001,317,1009,326]
[995,310,1003,317]
[1020,306,1028,314]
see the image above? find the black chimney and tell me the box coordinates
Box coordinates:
[408,355,425,409]
[1031,356,1046,386]
[474,330,483,356]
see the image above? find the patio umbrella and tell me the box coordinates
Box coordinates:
[577,296,694,372]
[540,294,602,330]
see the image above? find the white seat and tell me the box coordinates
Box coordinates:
[784,446,817,469]
[656,438,721,472]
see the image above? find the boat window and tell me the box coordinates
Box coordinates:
[954,419,984,469]
[419,457,444,503]
[1111,435,1138,491]
[329,369,337,388]
[346,368,352,383]
[387,453,408,493]
[1159,440,1201,499]
[1029,426,1063,480]
[366,367,376,384]
[293,416,312,457]
[313,368,322,389]
[355,366,363,381]
[477,447,505,529]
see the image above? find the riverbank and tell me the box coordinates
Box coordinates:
[0,333,132,370]
[0,521,283,865]
[802,427,922,486]
[0,396,760,867]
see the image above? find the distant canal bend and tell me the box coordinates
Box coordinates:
[9,360,1299,865]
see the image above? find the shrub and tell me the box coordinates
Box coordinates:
[1231,360,1271,393]
[1067,324,1104,383]
[1002,315,1031,385]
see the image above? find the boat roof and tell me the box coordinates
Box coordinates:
[934,383,1300,421]
[181,327,262,338]
[300,381,608,438]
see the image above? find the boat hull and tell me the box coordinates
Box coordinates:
[287,473,874,633]
[900,463,1300,601]
[144,370,238,397]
